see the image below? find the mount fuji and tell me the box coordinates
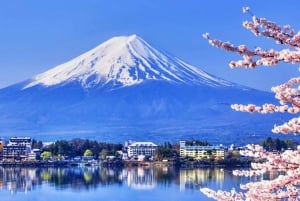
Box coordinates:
[0,35,289,144]
[24,34,232,89]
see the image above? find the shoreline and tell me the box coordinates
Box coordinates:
[0,160,69,167]
[0,159,251,168]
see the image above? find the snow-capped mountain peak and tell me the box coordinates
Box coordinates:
[24,34,232,89]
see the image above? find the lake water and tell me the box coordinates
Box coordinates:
[0,166,252,201]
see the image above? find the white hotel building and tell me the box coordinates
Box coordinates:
[127,142,157,158]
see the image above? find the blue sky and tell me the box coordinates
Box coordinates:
[0,0,299,91]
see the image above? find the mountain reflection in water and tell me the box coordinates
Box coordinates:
[0,166,239,194]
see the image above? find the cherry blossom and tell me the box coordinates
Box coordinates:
[201,6,300,201]
[201,145,300,200]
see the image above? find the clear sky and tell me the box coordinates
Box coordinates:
[0,0,299,91]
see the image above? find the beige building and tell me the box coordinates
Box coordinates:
[0,141,4,153]
[179,141,225,160]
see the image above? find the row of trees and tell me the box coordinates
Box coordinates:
[260,137,298,151]
[154,142,178,161]
[41,138,122,159]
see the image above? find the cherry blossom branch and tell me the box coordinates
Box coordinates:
[242,7,299,48]
[230,77,300,134]
[203,33,300,68]
[271,77,300,108]
[272,117,300,134]
[203,6,300,68]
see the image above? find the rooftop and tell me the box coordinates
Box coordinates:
[129,142,157,147]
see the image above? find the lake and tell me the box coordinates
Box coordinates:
[0,166,252,201]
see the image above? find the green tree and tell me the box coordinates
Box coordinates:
[41,151,52,161]
[84,149,93,157]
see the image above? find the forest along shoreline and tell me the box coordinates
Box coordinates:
[0,137,297,168]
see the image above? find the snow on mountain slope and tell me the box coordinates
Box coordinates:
[24,34,234,89]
